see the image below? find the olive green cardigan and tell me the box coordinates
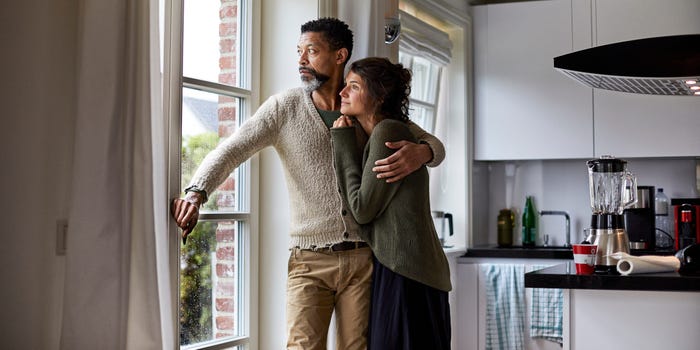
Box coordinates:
[331,119,452,292]
[187,88,445,249]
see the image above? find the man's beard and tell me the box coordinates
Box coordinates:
[300,66,330,93]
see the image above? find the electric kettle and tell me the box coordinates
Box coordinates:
[432,211,453,247]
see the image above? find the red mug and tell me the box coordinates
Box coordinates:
[572,244,597,275]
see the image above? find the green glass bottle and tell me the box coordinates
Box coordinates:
[522,196,537,247]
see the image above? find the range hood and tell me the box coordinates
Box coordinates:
[553,34,700,96]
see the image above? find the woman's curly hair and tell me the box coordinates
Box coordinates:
[348,57,412,122]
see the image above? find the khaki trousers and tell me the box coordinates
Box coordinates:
[286,246,373,350]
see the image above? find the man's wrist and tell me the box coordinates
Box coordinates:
[184,185,208,204]
[184,192,204,207]
[419,140,434,165]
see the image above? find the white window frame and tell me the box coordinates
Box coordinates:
[163,0,260,349]
[399,52,443,134]
[397,8,452,134]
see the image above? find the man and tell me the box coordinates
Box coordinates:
[171,18,444,350]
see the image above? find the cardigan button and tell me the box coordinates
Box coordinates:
[343,232,349,239]
[342,209,347,216]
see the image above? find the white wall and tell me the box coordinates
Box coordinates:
[429,22,470,250]
[0,0,77,348]
[257,0,318,349]
[0,0,473,348]
[473,158,700,247]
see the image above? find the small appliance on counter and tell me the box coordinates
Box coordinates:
[624,185,656,251]
[432,210,454,248]
[672,198,700,251]
[586,156,637,274]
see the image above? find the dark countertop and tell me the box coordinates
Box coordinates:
[460,244,676,260]
[525,262,700,292]
[461,244,573,259]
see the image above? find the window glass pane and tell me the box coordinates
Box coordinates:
[183,0,242,88]
[182,87,243,212]
[180,220,245,346]
[398,51,411,67]
[179,0,250,349]
[408,104,435,133]
[411,56,439,103]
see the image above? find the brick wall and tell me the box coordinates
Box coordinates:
[213,0,239,339]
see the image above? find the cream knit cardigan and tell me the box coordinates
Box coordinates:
[188,87,444,249]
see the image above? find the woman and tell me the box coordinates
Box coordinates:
[331,57,452,349]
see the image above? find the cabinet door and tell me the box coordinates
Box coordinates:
[456,263,479,350]
[474,0,593,160]
[466,262,569,350]
[593,0,700,158]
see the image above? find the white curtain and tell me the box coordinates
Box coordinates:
[60,0,175,349]
[399,10,453,66]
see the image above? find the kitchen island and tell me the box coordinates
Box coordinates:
[525,263,700,350]
[462,244,573,260]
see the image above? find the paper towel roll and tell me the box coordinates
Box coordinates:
[611,252,680,275]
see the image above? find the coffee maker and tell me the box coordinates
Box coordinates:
[587,156,637,274]
[672,198,700,250]
[624,186,656,251]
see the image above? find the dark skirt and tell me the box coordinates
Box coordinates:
[367,257,451,350]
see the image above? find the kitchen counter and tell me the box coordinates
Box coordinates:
[460,244,573,260]
[461,244,677,261]
[536,263,700,350]
[525,262,700,292]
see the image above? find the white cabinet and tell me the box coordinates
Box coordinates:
[445,248,467,350]
[474,0,593,160]
[593,0,700,158]
[456,259,570,350]
[569,289,700,350]
[474,0,700,160]
[456,263,479,349]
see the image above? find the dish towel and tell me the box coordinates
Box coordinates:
[610,252,680,275]
[482,264,526,350]
[528,265,563,345]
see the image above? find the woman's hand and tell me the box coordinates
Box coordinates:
[171,192,203,244]
[332,115,353,128]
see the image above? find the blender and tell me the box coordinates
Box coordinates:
[587,156,637,274]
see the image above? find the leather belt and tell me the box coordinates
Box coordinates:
[302,241,369,252]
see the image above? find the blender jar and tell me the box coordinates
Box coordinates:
[587,155,638,215]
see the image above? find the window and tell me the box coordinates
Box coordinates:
[397,9,453,134]
[398,53,442,133]
[167,0,255,348]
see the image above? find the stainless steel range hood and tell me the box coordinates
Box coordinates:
[553,34,700,96]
